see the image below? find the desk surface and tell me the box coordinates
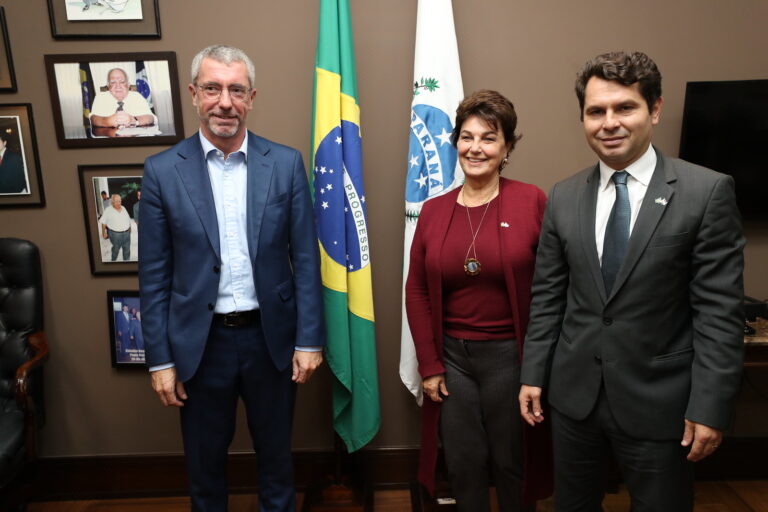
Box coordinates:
[745,317,768,366]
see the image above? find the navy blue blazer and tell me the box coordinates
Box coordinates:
[139,132,325,383]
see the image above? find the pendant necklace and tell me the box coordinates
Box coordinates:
[462,183,497,277]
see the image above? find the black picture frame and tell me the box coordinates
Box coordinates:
[78,164,142,275]
[0,7,18,92]
[45,52,184,148]
[107,290,146,368]
[48,0,161,39]
[0,104,45,208]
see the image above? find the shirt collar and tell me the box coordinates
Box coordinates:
[598,144,657,191]
[198,130,248,162]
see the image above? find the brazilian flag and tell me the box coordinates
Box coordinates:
[311,0,381,452]
[79,62,96,125]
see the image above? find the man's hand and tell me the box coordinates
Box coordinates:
[422,374,448,403]
[151,367,187,407]
[292,350,323,384]
[519,384,545,426]
[681,419,723,461]
[113,111,134,127]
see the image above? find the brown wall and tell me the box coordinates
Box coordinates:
[1,0,767,458]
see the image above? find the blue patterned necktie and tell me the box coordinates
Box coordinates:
[602,171,630,295]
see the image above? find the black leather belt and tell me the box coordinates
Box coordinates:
[213,310,260,327]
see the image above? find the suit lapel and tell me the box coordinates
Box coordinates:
[579,166,607,301]
[608,150,676,301]
[175,137,220,259]
[246,133,275,262]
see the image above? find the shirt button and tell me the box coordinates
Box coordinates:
[213,266,220,274]
[594,355,602,363]
[208,303,214,311]
[603,317,613,326]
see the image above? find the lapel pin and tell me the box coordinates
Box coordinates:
[500,221,509,228]
[654,197,668,206]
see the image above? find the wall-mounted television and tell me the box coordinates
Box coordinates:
[679,79,768,220]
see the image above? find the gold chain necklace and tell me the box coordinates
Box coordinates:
[461,183,498,276]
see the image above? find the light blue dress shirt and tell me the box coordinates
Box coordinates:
[200,132,260,314]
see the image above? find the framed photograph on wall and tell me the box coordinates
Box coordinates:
[78,164,142,275]
[0,104,45,208]
[45,52,183,148]
[107,290,146,368]
[0,7,18,92]
[47,0,161,39]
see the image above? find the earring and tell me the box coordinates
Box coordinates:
[499,155,509,171]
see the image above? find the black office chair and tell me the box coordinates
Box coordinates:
[0,238,49,511]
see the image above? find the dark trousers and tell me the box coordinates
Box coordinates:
[551,389,693,512]
[107,228,130,261]
[180,318,296,512]
[440,335,524,512]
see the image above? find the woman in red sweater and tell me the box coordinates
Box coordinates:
[406,90,551,511]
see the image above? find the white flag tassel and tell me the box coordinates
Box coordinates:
[400,0,464,405]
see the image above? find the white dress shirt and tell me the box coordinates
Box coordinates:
[99,205,132,231]
[595,144,656,263]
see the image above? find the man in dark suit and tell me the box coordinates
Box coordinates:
[0,133,27,194]
[139,45,325,512]
[519,51,745,511]
[115,304,132,356]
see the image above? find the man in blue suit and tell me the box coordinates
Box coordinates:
[139,45,325,512]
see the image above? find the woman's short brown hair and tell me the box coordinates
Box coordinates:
[451,89,521,151]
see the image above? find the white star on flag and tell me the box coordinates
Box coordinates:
[409,155,420,167]
[415,174,428,188]
[320,166,327,174]
[321,201,329,209]
[335,136,342,144]
[326,184,333,191]
[320,188,325,194]
[436,127,452,146]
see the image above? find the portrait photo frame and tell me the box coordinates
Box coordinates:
[107,290,146,368]
[78,164,142,275]
[47,0,161,39]
[0,7,18,92]
[0,104,45,208]
[45,52,183,148]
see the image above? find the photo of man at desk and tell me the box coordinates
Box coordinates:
[90,67,160,137]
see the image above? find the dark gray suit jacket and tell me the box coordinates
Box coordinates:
[520,148,745,439]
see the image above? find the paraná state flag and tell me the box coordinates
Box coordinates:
[400,0,464,405]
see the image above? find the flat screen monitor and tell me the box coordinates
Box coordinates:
[679,79,768,220]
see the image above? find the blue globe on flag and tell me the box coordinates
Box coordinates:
[405,104,457,204]
[313,120,369,272]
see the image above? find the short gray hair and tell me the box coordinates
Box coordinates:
[107,67,128,83]
[191,45,256,88]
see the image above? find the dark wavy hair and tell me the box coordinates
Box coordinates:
[451,89,521,152]
[575,51,662,120]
